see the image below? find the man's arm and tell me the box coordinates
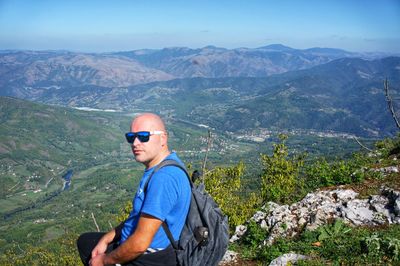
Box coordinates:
[101,214,162,265]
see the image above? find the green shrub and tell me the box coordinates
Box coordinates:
[260,134,305,204]
[204,162,260,231]
[317,219,351,242]
[363,233,400,262]
[306,158,355,188]
[116,200,132,223]
[304,153,372,190]
[239,220,269,259]
[258,237,292,263]
[375,134,400,157]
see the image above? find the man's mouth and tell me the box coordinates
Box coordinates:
[133,150,143,155]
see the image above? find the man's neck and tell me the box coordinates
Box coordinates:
[145,149,171,169]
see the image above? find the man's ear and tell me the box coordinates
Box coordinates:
[161,132,168,146]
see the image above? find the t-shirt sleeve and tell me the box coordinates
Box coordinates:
[141,167,183,221]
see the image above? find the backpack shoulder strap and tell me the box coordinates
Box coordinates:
[143,159,191,249]
[143,159,193,193]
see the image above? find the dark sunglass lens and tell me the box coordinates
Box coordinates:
[137,132,150,142]
[125,132,135,143]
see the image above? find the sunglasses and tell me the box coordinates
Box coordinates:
[125,131,164,143]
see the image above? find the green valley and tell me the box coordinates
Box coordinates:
[0,96,372,257]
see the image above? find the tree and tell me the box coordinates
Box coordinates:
[204,162,259,230]
[260,134,304,204]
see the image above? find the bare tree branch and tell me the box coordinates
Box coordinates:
[91,212,100,232]
[203,168,217,177]
[384,78,400,130]
[201,129,213,181]
[353,136,373,152]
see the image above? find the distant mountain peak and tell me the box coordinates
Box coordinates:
[201,45,226,50]
[258,44,295,51]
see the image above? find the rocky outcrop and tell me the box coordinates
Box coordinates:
[231,187,400,246]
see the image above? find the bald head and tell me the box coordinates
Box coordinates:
[131,113,166,133]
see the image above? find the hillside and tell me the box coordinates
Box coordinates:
[0,96,129,213]
[127,57,400,137]
[1,47,399,138]
[218,57,400,136]
[4,57,397,137]
[0,51,173,93]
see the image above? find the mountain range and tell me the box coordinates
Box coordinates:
[0,44,391,91]
[0,45,399,137]
[112,44,359,78]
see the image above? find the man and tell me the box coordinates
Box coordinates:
[77,113,191,266]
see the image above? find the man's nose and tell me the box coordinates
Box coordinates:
[133,136,141,146]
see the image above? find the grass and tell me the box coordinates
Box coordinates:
[43,225,65,242]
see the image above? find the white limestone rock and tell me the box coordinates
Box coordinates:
[230,225,247,242]
[269,253,309,266]
[219,250,239,265]
[252,210,267,223]
[369,195,391,223]
[342,199,374,225]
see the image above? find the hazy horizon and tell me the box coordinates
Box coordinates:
[0,0,399,53]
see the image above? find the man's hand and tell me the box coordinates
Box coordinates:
[91,229,116,259]
[89,253,106,266]
[91,240,108,259]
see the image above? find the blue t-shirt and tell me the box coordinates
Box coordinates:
[120,152,191,249]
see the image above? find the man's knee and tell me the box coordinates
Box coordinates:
[77,232,103,252]
[77,232,106,266]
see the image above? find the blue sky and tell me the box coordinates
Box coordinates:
[0,0,399,53]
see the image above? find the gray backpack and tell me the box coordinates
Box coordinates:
[146,160,230,266]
